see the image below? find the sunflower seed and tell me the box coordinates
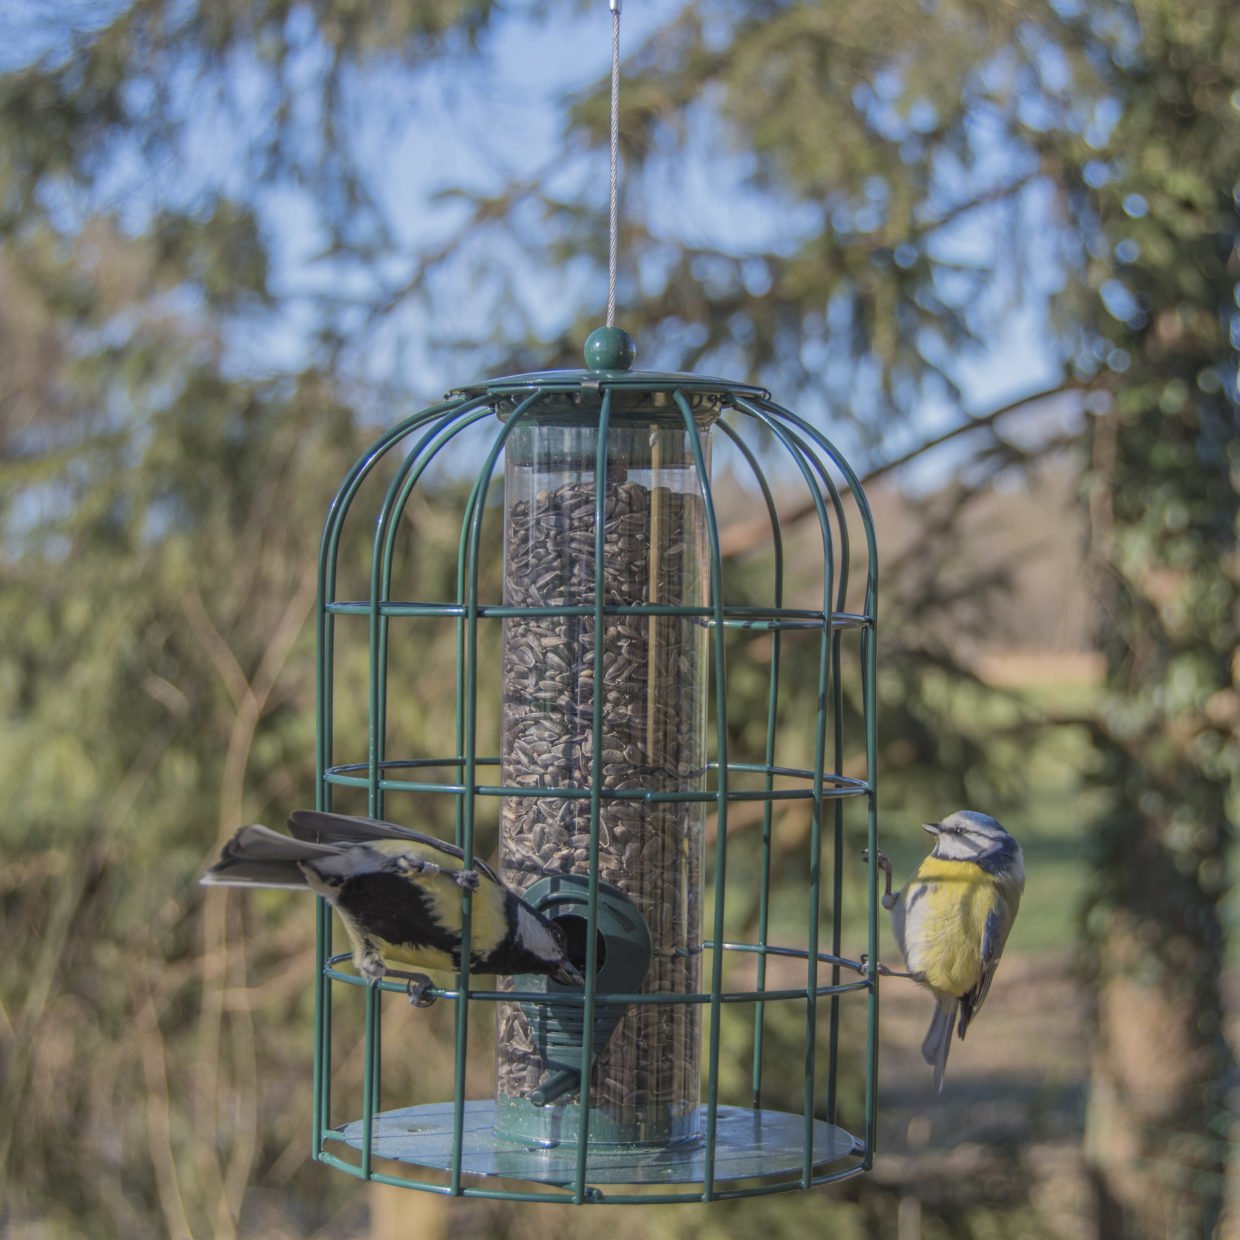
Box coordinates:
[497,476,707,1129]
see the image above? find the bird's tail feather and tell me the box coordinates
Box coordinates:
[922,997,957,1094]
[200,824,340,890]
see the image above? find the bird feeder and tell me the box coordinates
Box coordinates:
[310,326,881,1203]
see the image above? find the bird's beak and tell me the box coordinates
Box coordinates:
[553,960,585,987]
[922,822,942,836]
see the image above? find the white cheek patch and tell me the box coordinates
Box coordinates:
[516,908,560,963]
[938,834,985,862]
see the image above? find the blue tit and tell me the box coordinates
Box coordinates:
[874,811,1024,1092]
[202,810,584,1003]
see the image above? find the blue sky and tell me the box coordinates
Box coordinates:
[7,0,1069,482]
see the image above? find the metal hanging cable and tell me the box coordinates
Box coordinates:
[607,0,622,327]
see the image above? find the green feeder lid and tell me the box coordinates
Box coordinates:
[446,327,770,407]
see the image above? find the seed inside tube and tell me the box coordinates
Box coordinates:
[499,471,706,1137]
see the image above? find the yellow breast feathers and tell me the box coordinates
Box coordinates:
[900,856,1016,998]
[365,838,509,970]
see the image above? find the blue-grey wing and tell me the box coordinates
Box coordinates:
[957,900,1013,1039]
[889,888,906,962]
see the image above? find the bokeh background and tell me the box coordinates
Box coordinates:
[1,2,1236,1237]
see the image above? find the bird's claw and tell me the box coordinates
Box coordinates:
[860,847,900,908]
[856,954,916,980]
[360,953,387,986]
[406,975,438,1007]
[397,857,478,890]
[860,847,892,873]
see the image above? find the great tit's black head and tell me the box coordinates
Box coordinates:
[544,917,586,987]
[924,810,1020,869]
[551,958,585,987]
[511,902,585,987]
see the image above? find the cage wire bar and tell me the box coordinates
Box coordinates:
[310,354,880,1204]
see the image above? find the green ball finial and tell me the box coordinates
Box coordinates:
[584,326,636,372]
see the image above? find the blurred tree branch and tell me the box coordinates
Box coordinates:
[720,379,1094,558]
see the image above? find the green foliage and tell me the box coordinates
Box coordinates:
[1064,4,1239,1232]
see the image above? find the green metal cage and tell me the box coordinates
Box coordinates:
[311,332,880,1204]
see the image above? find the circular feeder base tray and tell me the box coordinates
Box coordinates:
[337,1102,858,1187]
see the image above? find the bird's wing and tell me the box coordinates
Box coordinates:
[957,901,1011,1039]
[889,884,909,965]
[286,810,504,887]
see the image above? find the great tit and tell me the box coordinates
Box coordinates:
[202,810,584,1001]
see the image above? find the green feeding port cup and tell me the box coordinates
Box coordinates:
[509,874,653,1122]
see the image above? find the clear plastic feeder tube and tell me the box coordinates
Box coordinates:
[496,404,713,1145]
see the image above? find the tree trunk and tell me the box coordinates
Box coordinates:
[1082,401,1235,1238]
[1077,9,1238,1234]
[1086,873,1229,1238]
